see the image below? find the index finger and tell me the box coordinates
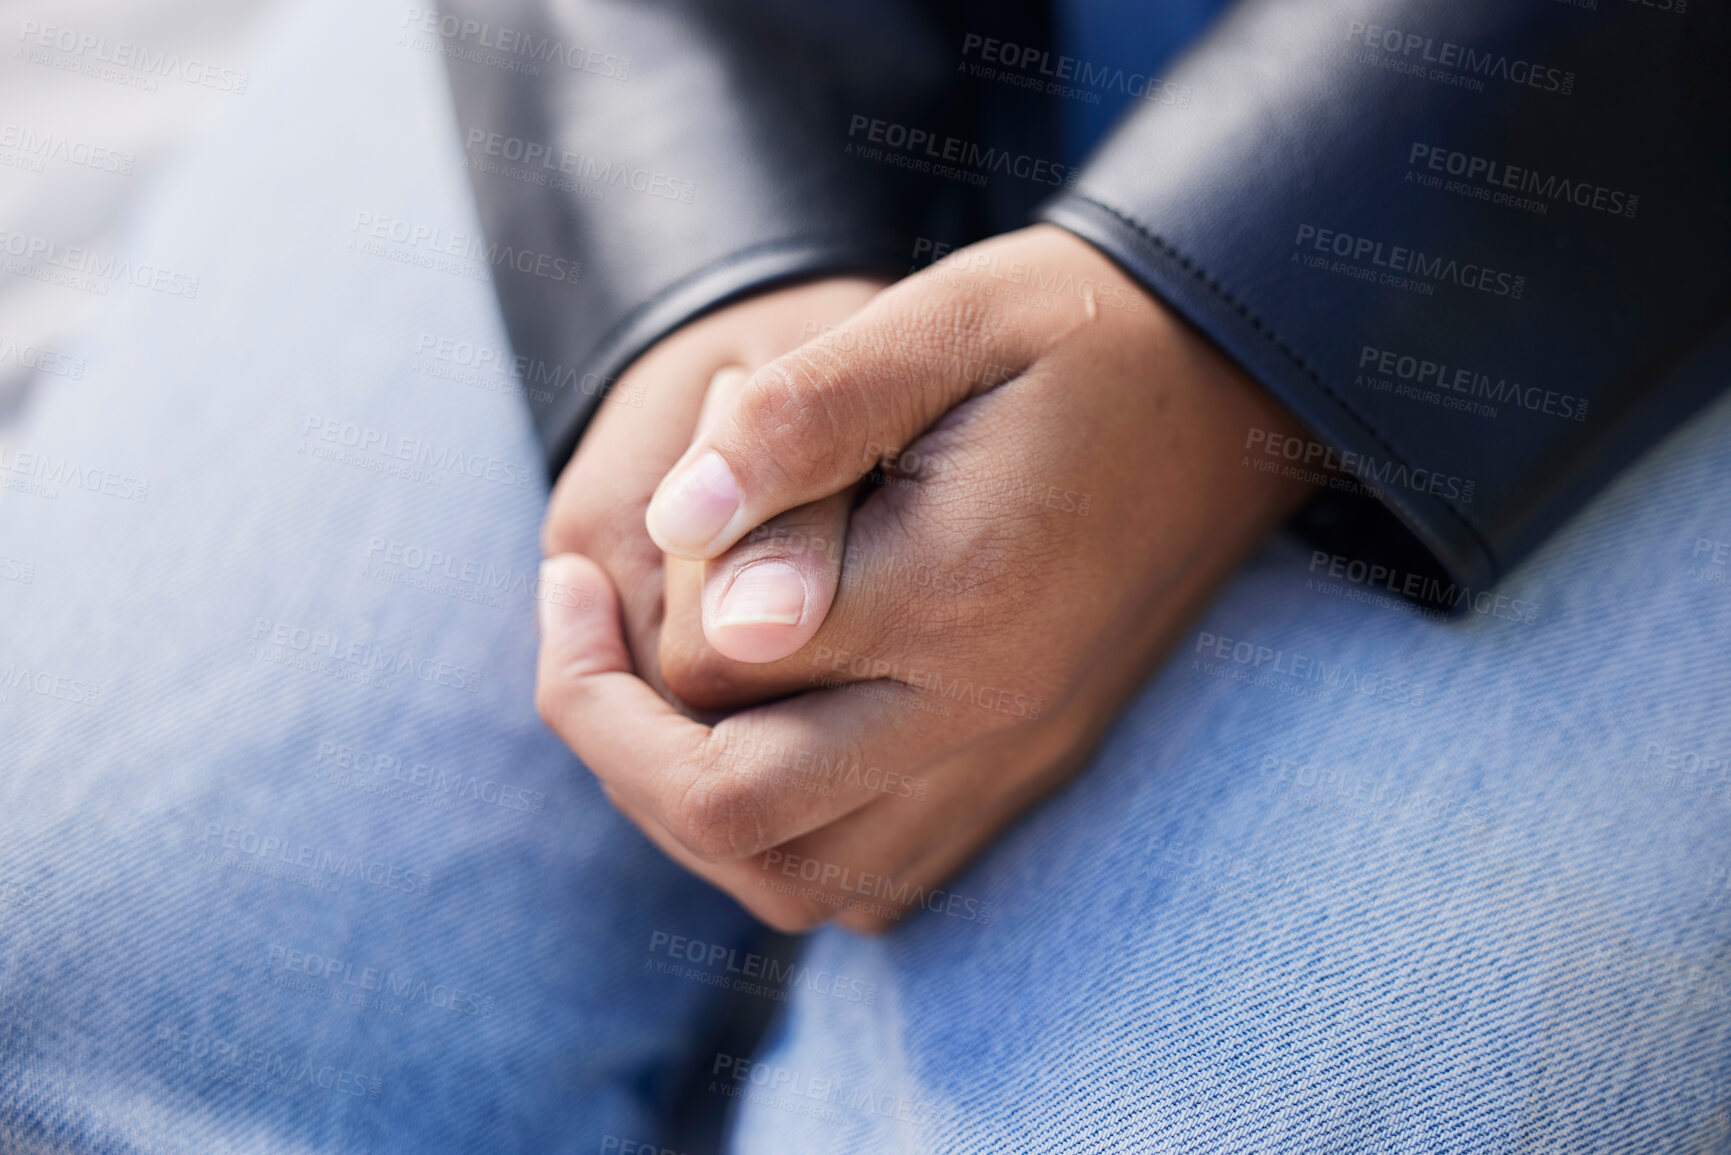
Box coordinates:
[641,243,1050,561]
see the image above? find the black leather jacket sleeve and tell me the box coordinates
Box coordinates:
[1040,0,1731,608]
[434,0,1054,473]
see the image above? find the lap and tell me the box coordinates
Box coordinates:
[734,395,1731,1153]
[0,1,753,1151]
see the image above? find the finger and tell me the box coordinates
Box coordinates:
[603,695,1095,934]
[538,554,1000,863]
[643,246,1046,560]
[705,488,857,661]
[661,485,856,681]
[547,277,888,694]
[653,387,1044,712]
[545,355,713,698]
[692,364,747,438]
[686,364,859,663]
[655,478,916,712]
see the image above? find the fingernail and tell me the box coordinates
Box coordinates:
[647,451,739,556]
[714,561,806,628]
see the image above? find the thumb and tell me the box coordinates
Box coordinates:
[534,553,631,685]
[672,366,858,665]
[642,278,1032,560]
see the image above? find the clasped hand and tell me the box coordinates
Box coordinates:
[536,225,1311,932]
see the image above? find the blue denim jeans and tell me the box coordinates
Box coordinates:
[0,1,763,1150]
[730,397,1731,1151]
[3,0,1729,1152]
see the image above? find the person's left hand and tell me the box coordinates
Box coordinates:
[536,226,1315,933]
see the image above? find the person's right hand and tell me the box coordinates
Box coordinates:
[540,277,885,705]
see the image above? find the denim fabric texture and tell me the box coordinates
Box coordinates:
[729,397,1731,1151]
[1,0,1728,1152]
[0,1,760,1150]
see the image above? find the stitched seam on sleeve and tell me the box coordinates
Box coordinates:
[1068,192,1499,575]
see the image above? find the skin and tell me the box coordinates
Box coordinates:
[539,276,887,706]
[537,225,1315,933]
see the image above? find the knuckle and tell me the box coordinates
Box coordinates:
[671,770,766,863]
[738,356,851,484]
[542,463,604,557]
[932,284,996,351]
